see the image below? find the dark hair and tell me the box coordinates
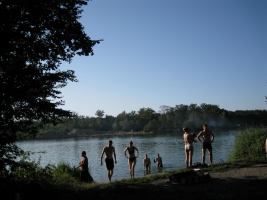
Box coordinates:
[82,151,86,155]
[183,127,189,132]
[130,140,133,144]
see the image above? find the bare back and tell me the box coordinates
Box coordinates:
[184,133,194,145]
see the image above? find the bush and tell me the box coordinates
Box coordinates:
[51,162,80,185]
[229,128,267,162]
[9,155,81,186]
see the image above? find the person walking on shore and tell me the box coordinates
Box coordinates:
[197,124,215,165]
[124,140,139,178]
[101,140,117,182]
[183,127,195,168]
[79,151,94,182]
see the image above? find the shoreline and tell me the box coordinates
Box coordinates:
[2,161,267,200]
[17,128,241,141]
[17,131,157,141]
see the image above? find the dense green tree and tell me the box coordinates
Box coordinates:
[95,110,105,118]
[0,0,99,171]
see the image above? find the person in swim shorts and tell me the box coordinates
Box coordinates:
[197,124,214,165]
[101,140,117,182]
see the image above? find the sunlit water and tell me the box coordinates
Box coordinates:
[17,131,237,182]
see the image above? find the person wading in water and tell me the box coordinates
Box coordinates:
[100,140,117,182]
[124,140,139,178]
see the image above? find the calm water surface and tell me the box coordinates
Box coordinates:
[17,131,237,182]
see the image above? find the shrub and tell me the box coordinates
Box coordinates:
[51,162,80,185]
[229,128,267,162]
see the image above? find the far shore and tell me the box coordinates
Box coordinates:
[17,127,241,141]
[17,130,157,141]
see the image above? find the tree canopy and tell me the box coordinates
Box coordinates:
[36,104,267,140]
[0,0,99,170]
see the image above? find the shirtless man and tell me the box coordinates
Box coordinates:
[101,140,117,182]
[143,154,151,174]
[154,153,163,168]
[197,124,215,165]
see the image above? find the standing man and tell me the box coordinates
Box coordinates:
[101,140,117,182]
[197,124,215,165]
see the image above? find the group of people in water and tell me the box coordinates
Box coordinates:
[78,123,214,182]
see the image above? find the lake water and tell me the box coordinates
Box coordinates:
[17,131,237,182]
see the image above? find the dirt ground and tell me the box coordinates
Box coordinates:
[210,163,267,179]
[2,164,267,200]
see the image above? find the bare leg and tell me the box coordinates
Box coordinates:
[208,149,213,165]
[189,150,193,167]
[108,170,113,182]
[132,160,136,178]
[128,160,133,178]
[185,150,189,168]
[202,148,206,164]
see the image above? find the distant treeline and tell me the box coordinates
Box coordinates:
[28,104,267,139]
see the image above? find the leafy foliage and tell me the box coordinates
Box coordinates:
[229,128,267,162]
[10,157,81,185]
[37,104,267,138]
[0,0,99,170]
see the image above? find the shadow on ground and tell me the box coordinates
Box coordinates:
[1,176,267,200]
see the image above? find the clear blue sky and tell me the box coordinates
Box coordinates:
[61,0,267,117]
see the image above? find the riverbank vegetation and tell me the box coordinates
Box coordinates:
[27,104,267,139]
[229,128,267,162]
[2,127,267,199]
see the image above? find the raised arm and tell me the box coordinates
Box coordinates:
[135,146,139,157]
[143,158,146,169]
[211,131,215,142]
[197,131,203,142]
[124,147,128,157]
